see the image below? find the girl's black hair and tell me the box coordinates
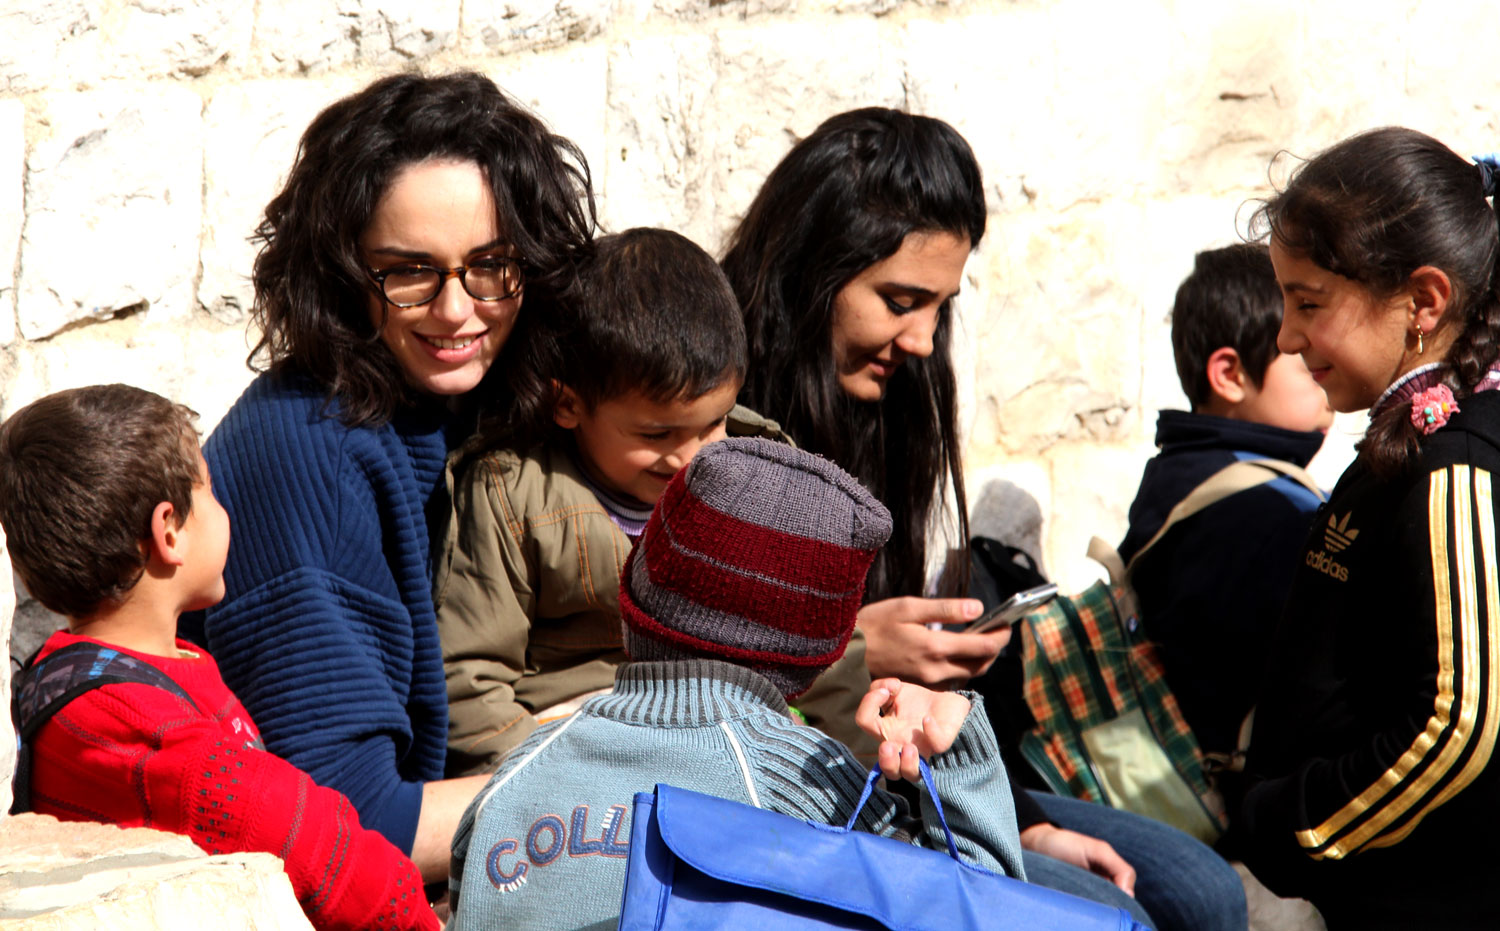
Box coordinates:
[250,70,597,427]
[1252,127,1500,478]
[722,107,986,602]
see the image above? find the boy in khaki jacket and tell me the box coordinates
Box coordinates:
[437,228,870,775]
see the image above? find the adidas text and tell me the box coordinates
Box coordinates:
[1306,549,1349,582]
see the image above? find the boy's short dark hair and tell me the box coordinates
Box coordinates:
[1171,243,1283,409]
[560,227,746,409]
[0,385,200,618]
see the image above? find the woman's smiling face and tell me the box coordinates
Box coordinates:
[829,231,970,403]
[360,159,520,397]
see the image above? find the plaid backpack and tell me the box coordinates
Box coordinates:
[1015,458,1323,843]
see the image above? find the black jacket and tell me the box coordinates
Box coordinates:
[1120,411,1325,755]
[1235,391,1500,929]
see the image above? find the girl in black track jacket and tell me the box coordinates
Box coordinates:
[1232,127,1500,930]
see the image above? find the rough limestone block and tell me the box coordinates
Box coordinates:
[255,0,459,73]
[898,12,1055,220]
[0,815,312,929]
[705,20,904,244]
[949,257,981,469]
[8,596,62,677]
[967,203,1148,455]
[0,0,252,92]
[0,1,103,94]
[625,0,793,21]
[1151,2,1305,196]
[1287,1,1408,146]
[1135,194,1259,417]
[797,0,903,14]
[0,339,49,422]
[461,0,613,56]
[19,87,203,341]
[104,0,254,81]
[11,313,255,435]
[602,35,716,245]
[0,97,22,347]
[200,80,355,324]
[490,46,609,220]
[1402,1,1500,144]
[1,523,13,818]
[904,4,1166,211]
[1044,442,1157,590]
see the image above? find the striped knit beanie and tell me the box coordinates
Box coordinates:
[618,437,892,698]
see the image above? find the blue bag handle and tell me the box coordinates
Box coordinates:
[843,759,961,861]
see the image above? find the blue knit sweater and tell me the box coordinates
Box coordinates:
[448,660,1025,931]
[187,372,454,853]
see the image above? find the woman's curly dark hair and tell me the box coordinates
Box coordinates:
[250,70,597,426]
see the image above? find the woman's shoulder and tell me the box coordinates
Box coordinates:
[210,371,346,448]
[207,370,418,471]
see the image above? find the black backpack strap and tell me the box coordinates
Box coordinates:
[967,537,1051,786]
[10,641,199,814]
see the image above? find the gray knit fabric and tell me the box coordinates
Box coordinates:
[683,437,892,549]
[620,438,892,696]
[447,660,1027,931]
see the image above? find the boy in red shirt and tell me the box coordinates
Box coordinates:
[0,384,437,931]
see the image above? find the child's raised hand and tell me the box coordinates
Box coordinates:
[854,677,972,782]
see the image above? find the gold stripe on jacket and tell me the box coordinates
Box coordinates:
[1294,465,1500,859]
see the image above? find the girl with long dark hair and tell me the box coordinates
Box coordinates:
[1235,127,1500,927]
[723,107,1247,931]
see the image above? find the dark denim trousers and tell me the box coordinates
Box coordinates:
[1022,791,1248,931]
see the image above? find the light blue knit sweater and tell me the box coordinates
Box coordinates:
[448,659,1026,931]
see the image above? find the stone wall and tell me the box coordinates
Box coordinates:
[1,0,1496,600]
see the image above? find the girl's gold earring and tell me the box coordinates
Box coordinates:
[1415,324,1425,355]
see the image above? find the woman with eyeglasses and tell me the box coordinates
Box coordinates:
[186,71,595,888]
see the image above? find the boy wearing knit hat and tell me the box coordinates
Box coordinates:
[447,437,1026,931]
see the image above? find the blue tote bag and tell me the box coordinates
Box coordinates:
[619,760,1146,930]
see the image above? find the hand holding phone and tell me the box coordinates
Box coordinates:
[965,583,1059,634]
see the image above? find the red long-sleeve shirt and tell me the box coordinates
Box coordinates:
[27,631,438,931]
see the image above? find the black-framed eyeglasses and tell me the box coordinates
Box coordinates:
[366,256,523,308]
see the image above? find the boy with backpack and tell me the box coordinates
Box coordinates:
[1119,243,1333,757]
[1,384,437,931]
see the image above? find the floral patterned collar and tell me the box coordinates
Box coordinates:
[1369,362,1500,426]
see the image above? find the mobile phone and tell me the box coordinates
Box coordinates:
[965,583,1059,634]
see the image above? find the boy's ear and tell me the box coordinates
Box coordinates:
[1204,347,1249,406]
[553,383,584,430]
[1407,265,1453,336]
[148,500,187,567]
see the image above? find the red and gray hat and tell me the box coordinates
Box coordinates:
[618,437,893,698]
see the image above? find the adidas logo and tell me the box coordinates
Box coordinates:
[1324,512,1360,553]
[1305,549,1350,582]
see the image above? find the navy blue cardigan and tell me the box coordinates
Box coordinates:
[186,373,453,853]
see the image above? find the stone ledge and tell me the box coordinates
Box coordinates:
[0,815,311,930]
